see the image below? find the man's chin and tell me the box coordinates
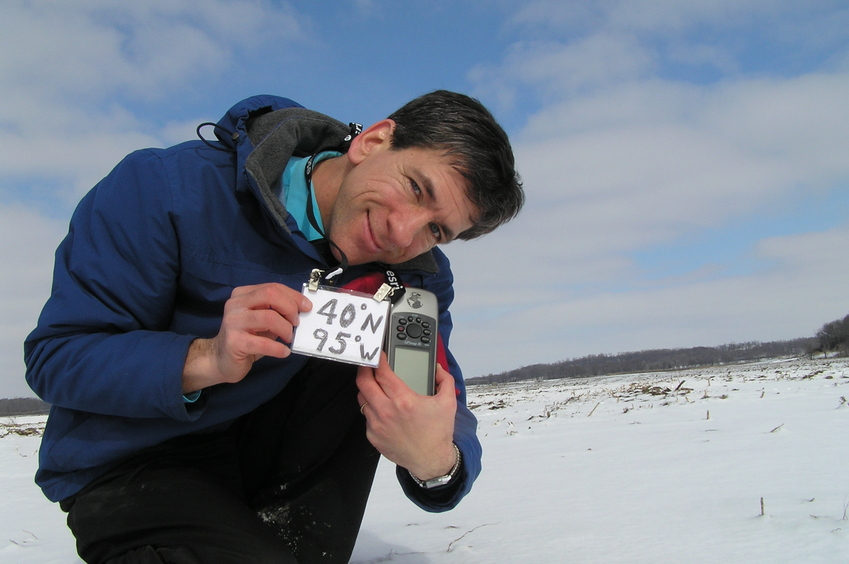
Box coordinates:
[329,241,408,266]
[329,245,371,267]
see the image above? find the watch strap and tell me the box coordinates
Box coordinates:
[409,443,462,489]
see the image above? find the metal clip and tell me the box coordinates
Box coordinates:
[373,283,395,303]
[307,269,323,292]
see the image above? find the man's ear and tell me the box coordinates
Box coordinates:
[347,119,395,165]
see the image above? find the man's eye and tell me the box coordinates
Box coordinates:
[410,179,422,196]
[429,223,442,240]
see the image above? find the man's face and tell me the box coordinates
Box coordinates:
[325,133,478,266]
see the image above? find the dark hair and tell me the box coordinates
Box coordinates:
[387,90,524,240]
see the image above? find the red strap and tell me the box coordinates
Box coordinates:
[340,272,385,296]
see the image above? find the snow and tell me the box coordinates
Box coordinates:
[2,357,848,563]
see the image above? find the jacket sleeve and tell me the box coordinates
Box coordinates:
[24,149,202,421]
[395,251,483,512]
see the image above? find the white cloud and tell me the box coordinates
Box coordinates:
[0,0,305,200]
[0,204,68,399]
[493,71,849,260]
[0,102,161,204]
[0,0,303,103]
[509,0,834,37]
[448,224,849,376]
[508,34,655,95]
[486,0,849,116]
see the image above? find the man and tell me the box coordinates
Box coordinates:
[25,91,523,563]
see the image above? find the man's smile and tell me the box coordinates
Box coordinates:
[362,210,385,254]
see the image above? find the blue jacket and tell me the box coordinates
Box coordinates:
[24,95,482,510]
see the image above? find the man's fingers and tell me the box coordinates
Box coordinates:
[356,364,382,404]
[241,308,298,343]
[185,283,311,390]
[238,332,292,360]
[224,283,314,346]
[434,363,456,398]
[228,283,312,327]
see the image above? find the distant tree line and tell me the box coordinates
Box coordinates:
[814,312,849,355]
[467,338,817,386]
[0,397,51,416]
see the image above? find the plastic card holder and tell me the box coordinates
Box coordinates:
[291,284,390,367]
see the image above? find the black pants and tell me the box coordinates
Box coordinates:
[60,360,380,564]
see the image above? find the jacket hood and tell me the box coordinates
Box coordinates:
[212,95,305,148]
[211,95,350,236]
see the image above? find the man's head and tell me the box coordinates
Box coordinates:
[316,90,523,266]
[387,90,524,241]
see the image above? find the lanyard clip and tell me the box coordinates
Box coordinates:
[307,269,323,292]
[376,268,406,303]
[373,283,395,302]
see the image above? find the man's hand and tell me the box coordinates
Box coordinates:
[182,283,312,393]
[356,353,457,481]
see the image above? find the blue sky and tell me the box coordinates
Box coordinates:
[2,0,848,398]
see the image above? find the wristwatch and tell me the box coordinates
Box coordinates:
[409,443,462,489]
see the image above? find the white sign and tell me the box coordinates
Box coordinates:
[291,285,390,367]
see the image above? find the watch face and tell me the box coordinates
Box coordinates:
[423,475,454,489]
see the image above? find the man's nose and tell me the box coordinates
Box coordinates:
[387,207,428,251]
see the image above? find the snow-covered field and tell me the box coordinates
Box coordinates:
[2,357,848,563]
